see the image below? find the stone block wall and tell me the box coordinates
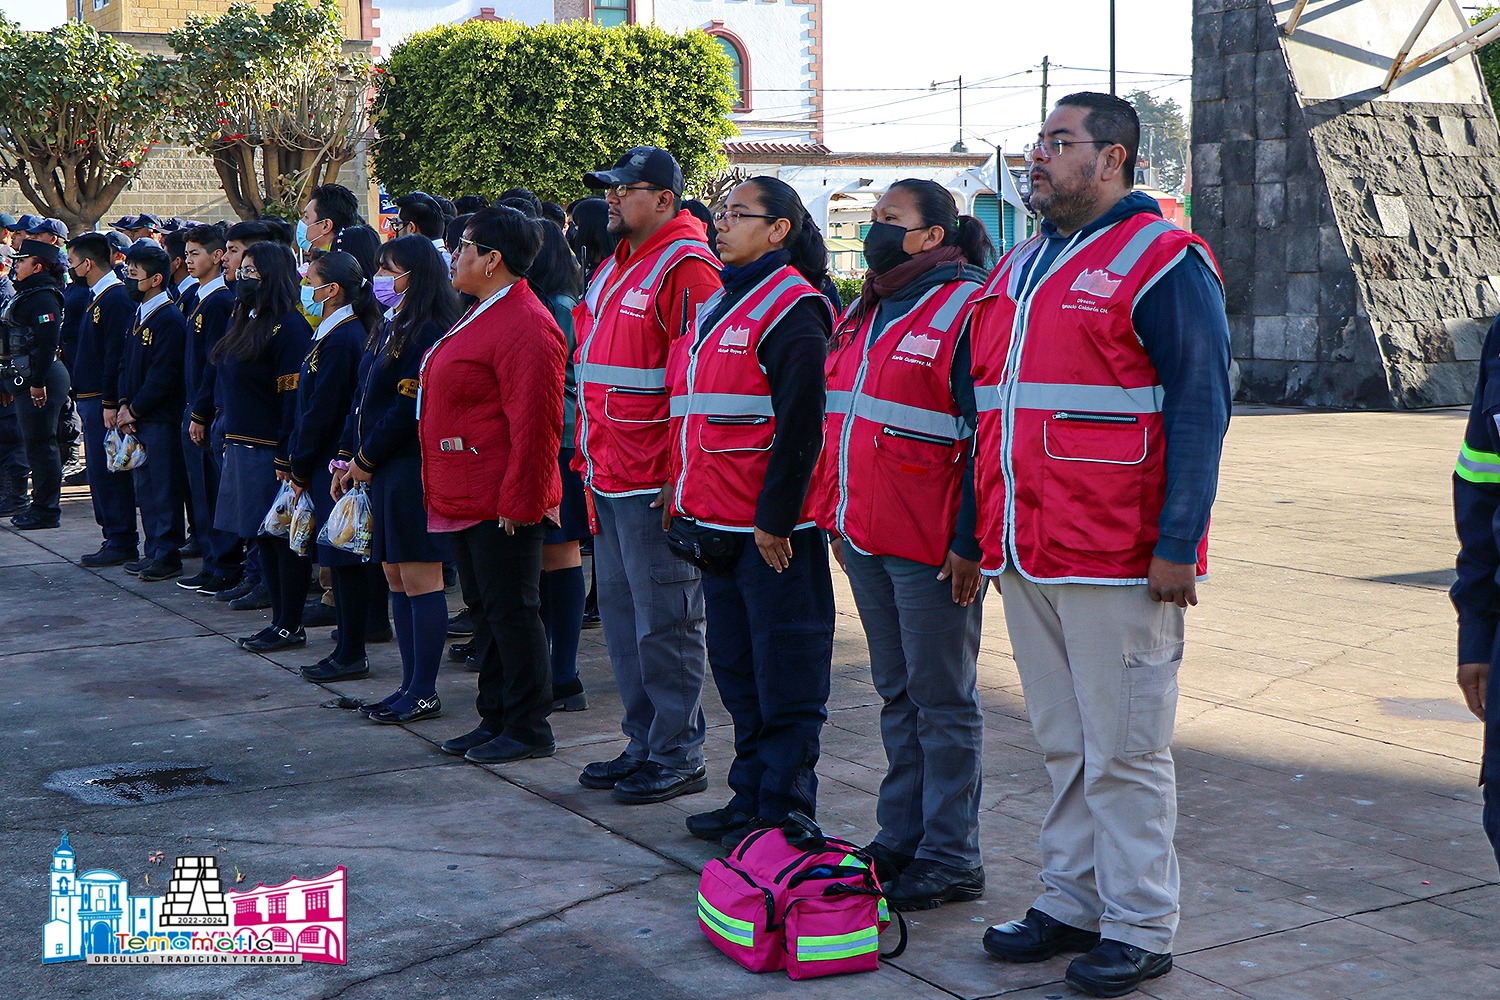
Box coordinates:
[1191,0,1500,407]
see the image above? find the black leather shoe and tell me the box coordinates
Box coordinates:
[448,640,472,662]
[862,841,916,886]
[686,804,754,842]
[884,859,985,911]
[177,570,216,590]
[612,761,708,804]
[137,559,183,583]
[720,816,774,851]
[196,575,239,596]
[81,545,138,568]
[579,751,647,789]
[1065,940,1173,998]
[984,907,1101,964]
[550,678,588,713]
[464,654,479,672]
[217,577,256,602]
[301,657,370,681]
[122,558,150,575]
[463,733,556,763]
[11,509,59,530]
[358,691,406,718]
[241,626,306,653]
[302,600,337,628]
[439,726,495,756]
[581,610,602,630]
[447,608,474,636]
[229,584,271,611]
[370,695,442,725]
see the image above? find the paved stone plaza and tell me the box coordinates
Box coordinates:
[1,405,1492,999]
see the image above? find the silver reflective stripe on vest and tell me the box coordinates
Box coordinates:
[575,362,667,389]
[670,392,775,418]
[747,275,808,321]
[932,281,979,331]
[826,389,853,414]
[1107,219,1175,276]
[975,381,1164,414]
[640,239,710,291]
[852,394,971,440]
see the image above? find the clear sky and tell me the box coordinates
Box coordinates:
[0,0,1195,156]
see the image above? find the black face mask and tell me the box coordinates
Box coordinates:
[233,277,260,306]
[67,266,82,284]
[862,221,921,275]
[124,279,148,304]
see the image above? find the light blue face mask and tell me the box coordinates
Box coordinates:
[295,219,313,253]
[300,283,324,318]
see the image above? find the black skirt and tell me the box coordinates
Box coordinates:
[370,453,450,564]
[544,448,591,545]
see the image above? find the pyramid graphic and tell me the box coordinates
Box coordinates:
[157,855,229,927]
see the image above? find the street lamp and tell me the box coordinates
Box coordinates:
[931,76,969,153]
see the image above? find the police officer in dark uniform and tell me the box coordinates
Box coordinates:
[0,241,28,514]
[2,239,69,529]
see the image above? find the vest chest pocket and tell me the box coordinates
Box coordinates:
[699,415,772,454]
[1042,412,1148,465]
[604,386,668,424]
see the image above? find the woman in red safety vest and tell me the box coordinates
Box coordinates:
[661,176,836,850]
[813,177,994,911]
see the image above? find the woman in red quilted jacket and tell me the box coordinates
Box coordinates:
[418,205,567,764]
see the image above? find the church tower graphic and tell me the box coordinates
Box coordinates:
[157,856,229,927]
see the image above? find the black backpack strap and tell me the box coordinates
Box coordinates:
[880,910,908,961]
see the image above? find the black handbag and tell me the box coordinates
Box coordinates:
[665,517,745,577]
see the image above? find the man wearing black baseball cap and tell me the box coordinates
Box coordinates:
[570,146,722,805]
[25,218,68,245]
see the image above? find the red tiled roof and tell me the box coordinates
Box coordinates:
[723,141,833,156]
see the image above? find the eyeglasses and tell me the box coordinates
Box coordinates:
[1023,138,1113,163]
[605,184,665,198]
[238,265,260,278]
[713,210,778,224]
[458,236,495,255]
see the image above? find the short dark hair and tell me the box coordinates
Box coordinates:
[126,242,172,284]
[225,219,275,245]
[1055,91,1140,182]
[68,232,111,268]
[184,223,226,254]
[163,230,188,264]
[396,193,445,239]
[466,205,543,277]
[308,183,362,230]
[455,194,489,215]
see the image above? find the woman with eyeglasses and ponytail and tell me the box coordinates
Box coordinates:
[663,176,836,850]
[812,177,994,911]
[333,235,461,718]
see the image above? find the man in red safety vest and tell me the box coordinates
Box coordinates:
[572,147,724,805]
[970,93,1231,999]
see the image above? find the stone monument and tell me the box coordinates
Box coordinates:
[1192,0,1500,407]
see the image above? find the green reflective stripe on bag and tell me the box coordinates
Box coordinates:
[1457,441,1500,483]
[697,893,755,948]
[794,926,880,962]
[840,853,867,869]
[878,897,889,922]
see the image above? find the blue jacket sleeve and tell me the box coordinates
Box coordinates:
[289,325,363,487]
[948,330,982,563]
[191,293,233,424]
[273,314,314,470]
[1453,317,1500,664]
[1133,249,1232,565]
[98,290,135,409]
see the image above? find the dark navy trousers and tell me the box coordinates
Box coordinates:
[77,397,139,553]
[129,420,185,563]
[703,526,835,823]
[181,409,238,577]
[0,393,26,478]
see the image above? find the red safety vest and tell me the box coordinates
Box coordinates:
[667,265,829,530]
[573,214,719,496]
[968,213,1222,583]
[813,280,980,567]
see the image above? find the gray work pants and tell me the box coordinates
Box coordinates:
[845,549,985,868]
[592,491,707,770]
[999,570,1185,954]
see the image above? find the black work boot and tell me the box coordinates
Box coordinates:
[0,476,29,517]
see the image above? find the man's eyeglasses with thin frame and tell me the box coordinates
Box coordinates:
[1023,138,1114,163]
[458,236,496,256]
[605,183,665,198]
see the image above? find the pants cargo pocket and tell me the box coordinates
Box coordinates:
[1118,641,1182,755]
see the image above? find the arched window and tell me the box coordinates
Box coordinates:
[706,24,751,113]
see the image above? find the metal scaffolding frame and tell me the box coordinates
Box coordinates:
[1280,0,1500,92]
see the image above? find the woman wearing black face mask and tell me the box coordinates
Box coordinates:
[811,177,996,911]
[206,241,313,634]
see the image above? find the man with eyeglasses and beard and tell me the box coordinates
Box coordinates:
[968,93,1231,998]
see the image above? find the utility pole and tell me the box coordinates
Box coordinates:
[1109,0,1117,94]
[931,75,969,153]
[1040,55,1050,127]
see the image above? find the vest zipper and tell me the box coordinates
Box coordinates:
[1050,411,1139,424]
[881,425,955,446]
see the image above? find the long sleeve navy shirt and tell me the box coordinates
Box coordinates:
[216,309,314,465]
[347,317,446,472]
[117,293,186,423]
[1012,191,1231,565]
[1452,315,1500,665]
[186,282,234,423]
[287,310,368,487]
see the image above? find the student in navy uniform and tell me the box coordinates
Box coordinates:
[271,250,381,664]
[208,242,312,645]
[165,229,197,311]
[176,224,240,595]
[64,233,140,566]
[115,242,187,581]
[297,183,381,279]
[2,239,69,529]
[333,236,459,702]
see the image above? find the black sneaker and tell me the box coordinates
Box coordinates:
[11,509,59,530]
[122,558,151,576]
[196,575,240,596]
[228,585,271,611]
[581,610,602,630]
[720,816,774,852]
[80,545,138,568]
[862,841,916,886]
[448,640,472,662]
[179,537,203,559]
[447,608,474,636]
[217,577,257,603]
[550,678,588,713]
[883,859,985,911]
[177,570,216,590]
[137,560,184,583]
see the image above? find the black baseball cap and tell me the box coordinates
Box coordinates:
[14,238,63,265]
[583,147,684,197]
[108,215,136,230]
[104,231,132,254]
[133,213,163,231]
